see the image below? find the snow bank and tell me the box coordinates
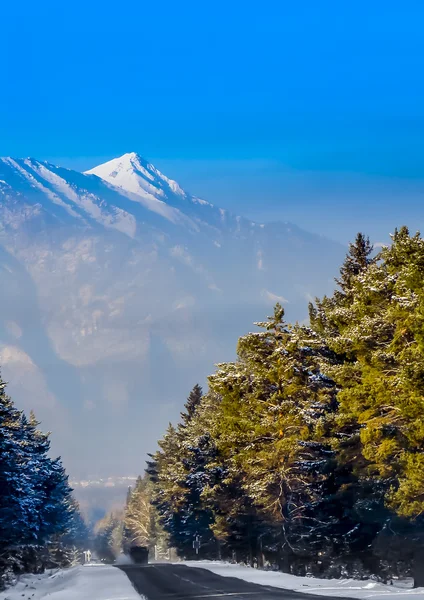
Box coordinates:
[0,564,141,600]
[183,561,424,600]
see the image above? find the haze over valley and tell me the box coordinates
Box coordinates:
[0,152,344,480]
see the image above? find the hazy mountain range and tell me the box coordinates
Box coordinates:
[0,153,344,478]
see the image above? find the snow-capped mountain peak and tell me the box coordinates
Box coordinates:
[85,152,187,204]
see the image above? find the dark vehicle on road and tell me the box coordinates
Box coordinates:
[129,546,149,565]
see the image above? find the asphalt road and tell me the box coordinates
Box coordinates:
[118,563,340,600]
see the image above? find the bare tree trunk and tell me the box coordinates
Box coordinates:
[257,536,264,568]
[278,551,291,574]
[216,540,222,561]
[413,548,424,588]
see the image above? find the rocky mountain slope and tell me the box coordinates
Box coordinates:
[0,153,344,477]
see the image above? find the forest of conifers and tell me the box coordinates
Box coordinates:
[0,385,89,587]
[100,228,424,585]
[2,226,424,586]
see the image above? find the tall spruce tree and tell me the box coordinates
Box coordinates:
[123,476,156,553]
[148,397,218,559]
[311,228,424,517]
[0,375,80,578]
[310,228,424,580]
[0,380,36,550]
[94,511,123,562]
[146,424,187,553]
[180,384,203,428]
[207,305,341,572]
[337,233,374,293]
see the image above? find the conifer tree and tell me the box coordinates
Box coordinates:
[123,476,153,551]
[309,228,424,580]
[146,424,187,553]
[0,375,82,578]
[337,232,374,293]
[147,391,219,559]
[207,304,340,571]
[311,228,424,518]
[180,384,203,428]
[126,486,132,506]
[94,511,123,562]
[0,380,36,549]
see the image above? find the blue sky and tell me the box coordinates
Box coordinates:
[1,0,424,243]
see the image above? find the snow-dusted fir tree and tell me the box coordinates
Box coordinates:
[123,476,152,550]
[0,381,38,550]
[146,424,186,553]
[122,475,168,557]
[311,228,424,518]
[179,384,203,428]
[147,411,214,558]
[207,304,340,571]
[0,376,85,579]
[310,227,424,582]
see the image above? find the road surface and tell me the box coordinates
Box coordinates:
[118,563,341,600]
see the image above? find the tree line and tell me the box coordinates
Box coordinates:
[0,378,89,588]
[98,228,424,585]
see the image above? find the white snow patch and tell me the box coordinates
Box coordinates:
[3,159,83,220]
[169,245,202,271]
[0,345,34,366]
[0,564,142,600]
[261,289,289,304]
[208,283,222,292]
[32,163,136,238]
[116,184,198,230]
[173,296,196,310]
[85,153,199,231]
[192,195,213,207]
[182,561,423,600]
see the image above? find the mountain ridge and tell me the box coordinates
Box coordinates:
[0,152,344,477]
[1,153,337,243]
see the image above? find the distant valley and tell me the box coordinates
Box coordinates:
[0,153,344,478]
[70,476,138,523]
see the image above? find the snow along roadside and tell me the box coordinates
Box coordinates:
[0,564,143,600]
[182,561,424,600]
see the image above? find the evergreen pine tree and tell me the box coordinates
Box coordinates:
[148,391,218,559]
[310,228,424,580]
[180,384,203,428]
[337,233,374,292]
[0,376,81,577]
[94,511,123,563]
[208,304,340,571]
[0,379,36,550]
